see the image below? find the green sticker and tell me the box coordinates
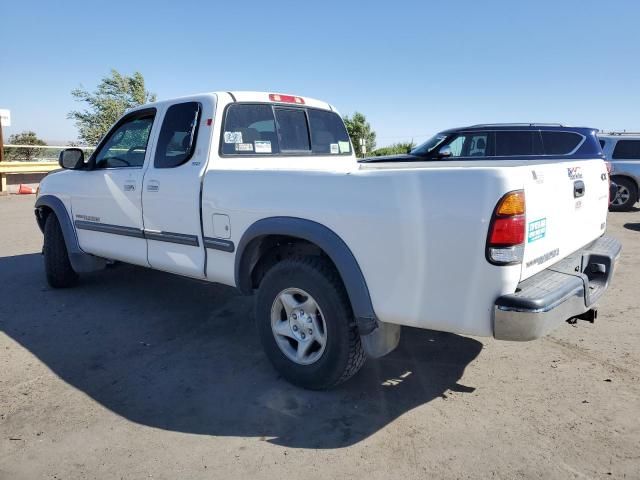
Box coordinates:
[528,218,546,243]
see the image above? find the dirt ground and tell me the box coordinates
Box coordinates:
[0,194,638,479]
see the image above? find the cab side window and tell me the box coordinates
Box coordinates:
[154,102,201,168]
[94,113,155,169]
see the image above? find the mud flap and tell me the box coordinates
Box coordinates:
[359,321,401,358]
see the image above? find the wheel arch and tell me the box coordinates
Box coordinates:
[611,174,640,201]
[35,195,106,273]
[235,217,378,334]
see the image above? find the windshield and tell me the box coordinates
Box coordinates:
[410,133,447,156]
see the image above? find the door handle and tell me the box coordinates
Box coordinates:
[574,180,585,198]
[123,181,136,192]
[147,180,160,192]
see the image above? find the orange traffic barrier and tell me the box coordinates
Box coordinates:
[17,184,37,194]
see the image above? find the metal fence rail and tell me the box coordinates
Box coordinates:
[1,144,95,162]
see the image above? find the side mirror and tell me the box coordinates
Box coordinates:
[59,148,85,170]
[438,145,452,158]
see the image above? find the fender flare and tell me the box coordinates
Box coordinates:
[235,217,378,334]
[35,195,106,273]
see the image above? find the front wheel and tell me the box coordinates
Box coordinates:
[44,213,79,288]
[255,256,366,390]
[610,177,638,212]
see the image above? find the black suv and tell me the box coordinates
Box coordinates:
[363,124,604,162]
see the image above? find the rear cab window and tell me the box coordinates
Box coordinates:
[221,103,351,156]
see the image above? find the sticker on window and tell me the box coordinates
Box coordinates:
[330,143,339,154]
[235,143,253,152]
[338,141,350,153]
[255,140,272,153]
[224,131,243,144]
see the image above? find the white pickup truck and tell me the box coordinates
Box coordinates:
[35,91,621,389]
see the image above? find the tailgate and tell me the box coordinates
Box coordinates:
[520,159,610,280]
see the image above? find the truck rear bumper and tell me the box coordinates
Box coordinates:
[494,235,622,341]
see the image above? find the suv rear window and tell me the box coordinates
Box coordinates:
[612,140,640,159]
[540,131,583,155]
[221,103,351,156]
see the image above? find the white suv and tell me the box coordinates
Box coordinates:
[598,133,640,211]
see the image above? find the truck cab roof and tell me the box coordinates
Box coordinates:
[127,91,337,114]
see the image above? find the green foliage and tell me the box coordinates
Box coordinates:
[4,131,47,161]
[371,141,416,157]
[68,69,156,146]
[343,112,376,157]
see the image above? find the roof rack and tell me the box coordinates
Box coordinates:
[468,123,565,128]
[600,131,640,136]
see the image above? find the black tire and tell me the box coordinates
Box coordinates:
[255,256,366,390]
[610,177,638,212]
[44,214,79,288]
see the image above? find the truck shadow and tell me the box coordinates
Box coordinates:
[0,253,483,449]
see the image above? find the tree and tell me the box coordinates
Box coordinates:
[4,131,47,161]
[343,112,376,158]
[68,69,156,146]
[371,141,416,157]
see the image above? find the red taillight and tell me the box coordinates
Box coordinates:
[487,190,526,265]
[490,216,525,245]
[269,93,305,104]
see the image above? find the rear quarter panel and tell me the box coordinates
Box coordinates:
[202,163,524,337]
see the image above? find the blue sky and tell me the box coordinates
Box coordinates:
[1,0,639,147]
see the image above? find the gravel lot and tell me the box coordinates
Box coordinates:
[1,194,638,479]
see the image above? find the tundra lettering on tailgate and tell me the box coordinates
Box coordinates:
[526,248,559,268]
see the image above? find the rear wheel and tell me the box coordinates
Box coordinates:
[44,214,79,288]
[610,177,638,212]
[255,256,366,390]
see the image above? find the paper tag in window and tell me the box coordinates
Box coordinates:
[338,141,350,153]
[224,131,243,143]
[330,143,339,154]
[235,143,253,152]
[255,140,272,153]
